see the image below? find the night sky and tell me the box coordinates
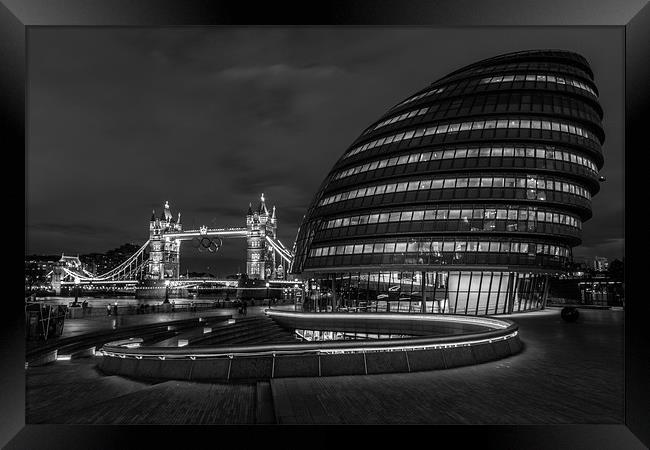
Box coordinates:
[27,28,624,276]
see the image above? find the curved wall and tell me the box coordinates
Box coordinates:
[292,50,605,315]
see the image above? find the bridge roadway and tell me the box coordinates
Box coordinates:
[164,227,248,239]
[61,277,303,287]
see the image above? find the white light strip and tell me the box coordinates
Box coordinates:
[316,331,518,354]
[98,331,518,360]
[267,310,510,329]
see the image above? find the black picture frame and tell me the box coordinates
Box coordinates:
[5,0,648,448]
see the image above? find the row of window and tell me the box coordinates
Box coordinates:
[373,92,602,138]
[386,64,595,111]
[346,117,598,159]
[372,106,429,131]
[334,145,597,181]
[464,60,591,79]
[319,175,591,206]
[309,239,570,258]
[392,86,446,109]
[303,252,568,271]
[317,219,580,241]
[375,74,598,134]
[322,206,581,230]
[479,73,597,96]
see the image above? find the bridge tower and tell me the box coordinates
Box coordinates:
[246,193,277,280]
[147,201,182,280]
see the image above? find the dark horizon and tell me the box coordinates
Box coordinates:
[26,28,624,275]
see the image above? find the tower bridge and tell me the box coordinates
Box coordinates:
[51,194,295,297]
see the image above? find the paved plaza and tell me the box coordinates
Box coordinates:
[26,307,624,424]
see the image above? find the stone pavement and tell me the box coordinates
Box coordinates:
[25,306,624,425]
[57,304,292,339]
[270,307,624,424]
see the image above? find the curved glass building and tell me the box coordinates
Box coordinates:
[292,50,605,315]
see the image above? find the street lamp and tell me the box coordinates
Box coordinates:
[265,282,270,305]
[164,279,170,304]
[293,283,299,310]
[73,277,80,305]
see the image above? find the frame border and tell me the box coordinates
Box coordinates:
[5,0,648,447]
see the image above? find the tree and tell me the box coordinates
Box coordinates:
[608,259,624,281]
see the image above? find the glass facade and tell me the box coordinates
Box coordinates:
[303,271,549,316]
[292,50,605,316]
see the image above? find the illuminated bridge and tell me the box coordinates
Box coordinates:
[51,194,295,296]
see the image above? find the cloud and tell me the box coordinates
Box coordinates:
[217,63,346,82]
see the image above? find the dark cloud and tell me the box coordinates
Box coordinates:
[27,28,624,274]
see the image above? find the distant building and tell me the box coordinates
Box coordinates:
[24,255,59,288]
[593,256,609,272]
[80,243,142,276]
